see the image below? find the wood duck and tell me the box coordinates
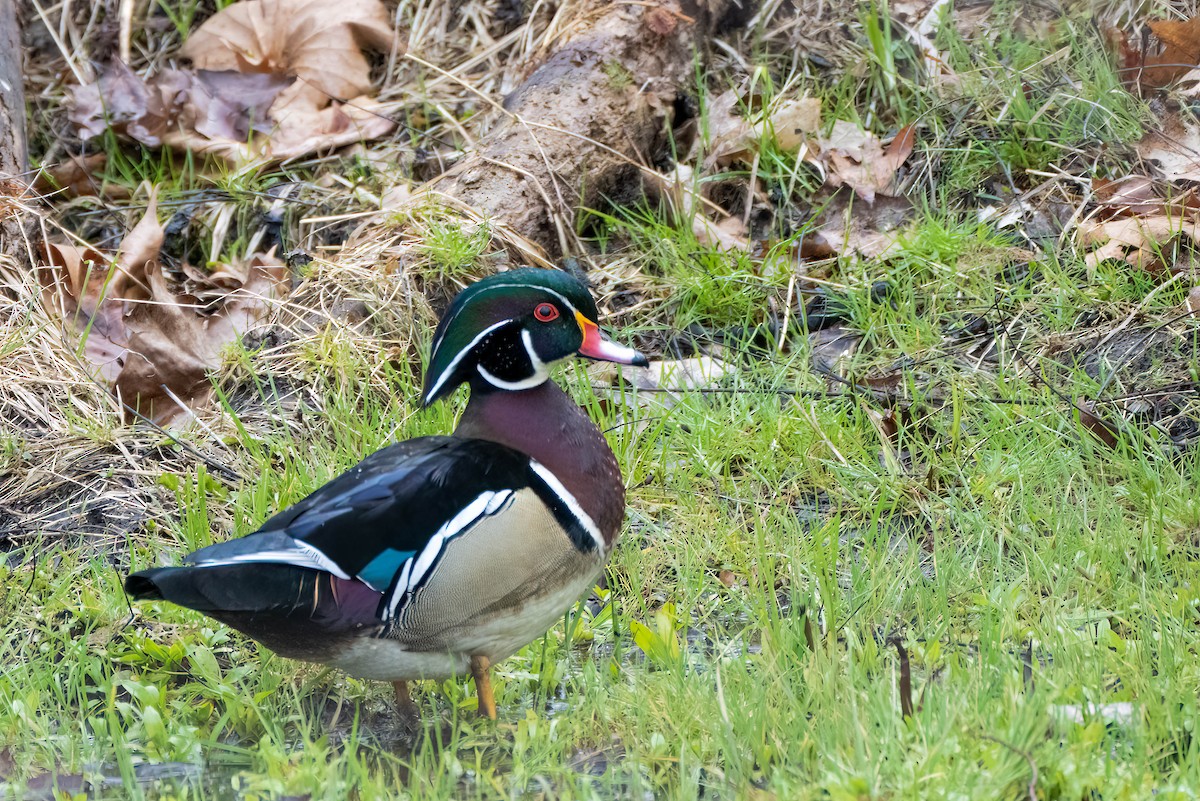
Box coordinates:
[125,267,647,719]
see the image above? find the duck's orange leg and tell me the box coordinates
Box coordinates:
[470,656,497,720]
[393,680,418,720]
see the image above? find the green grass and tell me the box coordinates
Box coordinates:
[5,4,1200,800]
[5,246,1200,797]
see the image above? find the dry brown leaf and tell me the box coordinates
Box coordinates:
[40,193,289,423]
[33,154,130,200]
[1178,67,1200,97]
[261,96,398,160]
[808,191,914,260]
[1074,398,1121,449]
[113,187,165,302]
[644,6,677,36]
[119,251,288,421]
[1077,213,1200,274]
[1137,113,1200,183]
[693,214,750,252]
[184,69,294,140]
[696,89,754,169]
[691,92,821,169]
[1091,176,1162,217]
[816,122,916,203]
[809,324,860,379]
[864,404,902,473]
[1141,16,1200,89]
[821,120,878,160]
[647,165,750,252]
[1185,285,1200,316]
[1106,26,1141,90]
[38,242,129,382]
[159,95,395,162]
[68,60,175,145]
[759,97,821,151]
[68,0,396,162]
[181,0,395,116]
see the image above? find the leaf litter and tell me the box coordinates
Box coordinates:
[682,92,916,257]
[39,188,289,424]
[68,0,399,162]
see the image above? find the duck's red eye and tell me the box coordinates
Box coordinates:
[534,303,559,322]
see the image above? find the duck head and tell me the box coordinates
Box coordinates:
[422,268,648,406]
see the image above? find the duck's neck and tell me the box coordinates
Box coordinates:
[453,381,624,546]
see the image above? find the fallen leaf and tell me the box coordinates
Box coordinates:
[1136,113,1200,183]
[978,199,1037,228]
[696,89,754,169]
[259,96,398,160]
[809,324,860,379]
[114,187,166,302]
[181,0,395,116]
[866,404,902,473]
[67,0,397,163]
[808,191,914,260]
[1142,16,1200,89]
[1077,213,1200,274]
[40,242,133,383]
[1091,175,1161,217]
[119,251,288,421]
[1107,26,1142,88]
[1186,285,1200,316]
[647,165,750,252]
[644,6,677,36]
[691,92,822,170]
[693,214,750,252]
[758,97,821,151]
[815,121,916,203]
[68,60,175,145]
[821,120,877,161]
[1074,398,1121,449]
[1178,67,1200,97]
[33,154,130,199]
[898,0,955,81]
[40,193,289,422]
[892,639,914,719]
[184,69,294,140]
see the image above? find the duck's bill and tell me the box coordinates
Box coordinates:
[576,313,649,366]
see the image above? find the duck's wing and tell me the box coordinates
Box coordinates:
[125,437,540,631]
[188,436,537,591]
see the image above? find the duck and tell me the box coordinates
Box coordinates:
[124,267,647,720]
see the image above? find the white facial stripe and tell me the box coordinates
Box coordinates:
[427,278,595,401]
[528,461,604,551]
[429,282,581,356]
[535,287,578,316]
[522,328,547,372]
[384,489,515,619]
[191,541,351,580]
[424,319,512,404]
